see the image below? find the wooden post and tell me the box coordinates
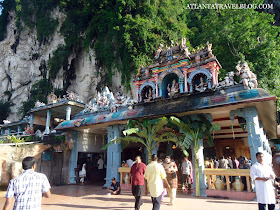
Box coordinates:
[120,172,123,184]
[246,176,251,192]
[225,175,230,191]
[207,175,211,189]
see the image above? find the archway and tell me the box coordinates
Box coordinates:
[141,85,153,102]
[162,73,179,98]
[193,73,208,92]
[138,81,156,102]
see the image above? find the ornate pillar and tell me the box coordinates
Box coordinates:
[230,107,271,164]
[207,78,212,89]
[30,114,34,128]
[158,83,162,97]
[17,126,22,136]
[210,66,218,85]
[179,77,184,93]
[155,74,159,97]
[69,131,79,184]
[66,106,72,121]
[104,124,125,187]
[189,81,193,93]
[44,110,51,135]
[184,71,188,93]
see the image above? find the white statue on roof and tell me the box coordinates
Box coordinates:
[35,100,46,108]
[236,61,258,89]
[81,86,136,114]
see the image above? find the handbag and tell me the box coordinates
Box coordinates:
[171,171,177,178]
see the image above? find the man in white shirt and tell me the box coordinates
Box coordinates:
[144,154,170,210]
[97,156,104,170]
[250,152,275,210]
[181,156,192,193]
[3,156,51,210]
[126,158,134,168]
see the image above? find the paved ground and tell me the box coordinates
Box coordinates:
[0,184,259,210]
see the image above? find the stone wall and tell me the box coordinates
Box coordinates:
[0,142,72,187]
[0,143,50,186]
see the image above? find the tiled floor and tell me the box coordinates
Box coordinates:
[0,184,259,210]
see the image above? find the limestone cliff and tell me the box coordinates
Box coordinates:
[0,9,134,122]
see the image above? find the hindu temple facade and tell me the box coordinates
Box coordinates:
[0,40,277,198]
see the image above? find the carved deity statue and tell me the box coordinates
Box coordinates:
[206,41,214,58]
[195,77,207,92]
[155,44,164,59]
[35,100,46,108]
[236,61,258,89]
[66,91,75,100]
[195,48,201,63]
[47,92,57,104]
[218,71,236,87]
[167,79,180,97]
[181,37,190,59]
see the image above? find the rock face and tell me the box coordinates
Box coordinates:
[0,143,51,185]
[0,9,134,122]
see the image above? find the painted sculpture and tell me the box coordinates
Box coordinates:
[167,79,180,97]
[236,61,258,89]
[82,87,136,114]
[195,77,207,92]
[47,92,58,104]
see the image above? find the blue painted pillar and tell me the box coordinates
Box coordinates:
[30,114,34,128]
[230,106,270,164]
[69,131,79,184]
[17,126,22,136]
[158,83,162,97]
[191,139,207,197]
[44,110,51,135]
[1,129,4,135]
[179,77,184,93]
[8,127,11,135]
[66,106,71,121]
[104,125,124,187]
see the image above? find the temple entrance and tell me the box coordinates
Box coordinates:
[162,73,179,98]
[121,142,146,162]
[77,152,106,185]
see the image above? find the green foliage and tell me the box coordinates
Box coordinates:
[24,136,33,141]
[7,135,25,146]
[0,0,15,41]
[47,45,72,79]
[1,0,280,100]
[14,0,59,43]
[169,114,220,197]
[0,100,13,124]
[185,0,280,106]
[20,79,53,117]
[0,140,4,144]
[102,117,179,163]
[54,135,65,142]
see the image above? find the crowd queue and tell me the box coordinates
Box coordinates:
[2,152,277,210]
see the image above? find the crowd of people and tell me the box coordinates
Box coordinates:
[109,155,192,210]
[205,155,252,169]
